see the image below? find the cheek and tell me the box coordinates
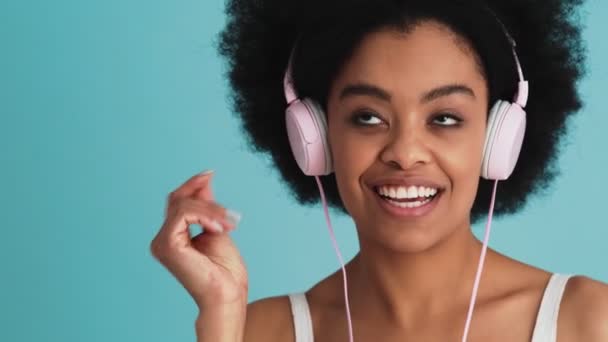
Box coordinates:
[328,123,379,212]
[441,124,486,207]
[444,137,484,179]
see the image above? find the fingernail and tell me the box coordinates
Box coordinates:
[225,209,242,226]
[199,170,214,177]
[208,220,223,233]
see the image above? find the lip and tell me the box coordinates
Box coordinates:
[373,188,443,218]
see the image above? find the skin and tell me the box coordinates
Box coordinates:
[242,21,608,341]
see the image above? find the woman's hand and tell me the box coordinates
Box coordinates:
[150,170,248,310]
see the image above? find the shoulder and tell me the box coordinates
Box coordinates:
[244,295,295,342]
[561,275,608,341]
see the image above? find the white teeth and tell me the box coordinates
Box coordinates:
[407,186,418,198]
[397,187,407,198]
[419,186,426,197]
[389,188,397,198]
[385,197,432,208]
[377,185,439,200]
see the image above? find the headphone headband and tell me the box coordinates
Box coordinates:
[482,5,529,107]
[283,49,297,104]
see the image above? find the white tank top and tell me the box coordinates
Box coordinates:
[288,273,572,342]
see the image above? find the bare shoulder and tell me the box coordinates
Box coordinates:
[243,295,295,342]
[560,275,608,341]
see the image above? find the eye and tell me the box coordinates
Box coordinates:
[351,111,384,126]
[432,113,462,127]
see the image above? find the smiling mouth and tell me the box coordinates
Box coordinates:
[373,185,443,209]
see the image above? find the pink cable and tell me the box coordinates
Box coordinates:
[315,176,499,342]
[314,176,354,342]
[461,179,499,341]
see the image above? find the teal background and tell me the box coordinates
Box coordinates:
[0,0,606,341]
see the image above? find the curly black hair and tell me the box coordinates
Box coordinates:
[217,0,586,224]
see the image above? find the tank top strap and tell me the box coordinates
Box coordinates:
[288,292,314,342]
[530,273,573,342]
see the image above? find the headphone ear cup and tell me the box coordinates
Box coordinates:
[285,98,333,176]
[481,100,527,180]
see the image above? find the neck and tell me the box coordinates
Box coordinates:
[347,221,486,325]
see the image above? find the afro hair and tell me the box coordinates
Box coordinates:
[217,0,587,224]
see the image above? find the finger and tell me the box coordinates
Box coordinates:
[195,215,225,234]
[153,209,224,260]
[193,179,213,201]
[167,198,225,220]
[194,201,239,232]
[169,170,215,203]
[197,200,241,231]
[165,172,215,216]
[166,199,238,235]
[193,176,214,202]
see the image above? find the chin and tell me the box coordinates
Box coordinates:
[355,215,448,254]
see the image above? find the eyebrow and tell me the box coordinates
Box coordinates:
[339,83,476,103]
[339,83,391,102]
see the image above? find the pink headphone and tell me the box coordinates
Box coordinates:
[283,35,528,180]
[283,21,529,342]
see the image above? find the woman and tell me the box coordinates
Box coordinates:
[150,0,608,341]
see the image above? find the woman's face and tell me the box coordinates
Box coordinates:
[327,21,489,252]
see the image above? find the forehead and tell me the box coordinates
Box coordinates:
[331,21,487,102]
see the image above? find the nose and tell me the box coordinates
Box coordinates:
[379,120,432,170]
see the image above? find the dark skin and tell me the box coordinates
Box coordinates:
[242,21,608,341]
